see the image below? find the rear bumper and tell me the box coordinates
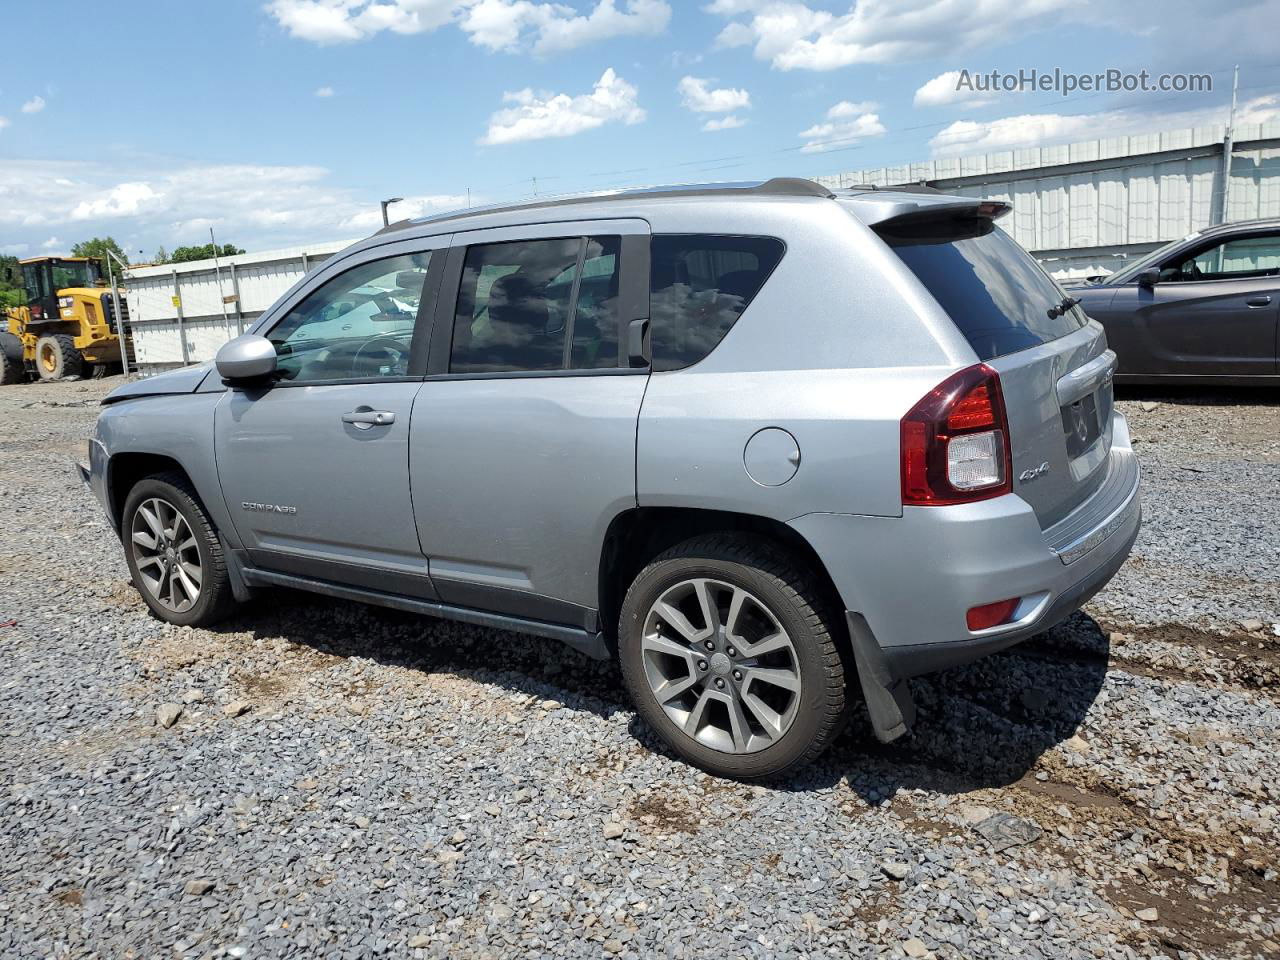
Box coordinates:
[790,412,1141,740]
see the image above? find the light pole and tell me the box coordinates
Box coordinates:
[380,197,404,227]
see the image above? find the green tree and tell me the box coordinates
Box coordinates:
[0,255,24,310]
[153,246,170,265]
[70,237,129,277]
[169,242,246,263]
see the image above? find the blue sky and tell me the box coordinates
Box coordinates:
[2,0,1277,260]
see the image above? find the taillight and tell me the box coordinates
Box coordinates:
[901,364,1012,505]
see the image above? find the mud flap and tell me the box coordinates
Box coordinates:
[846,612,916,743]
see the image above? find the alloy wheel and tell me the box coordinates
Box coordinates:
[130,497,202,613]
[640,578,802,754]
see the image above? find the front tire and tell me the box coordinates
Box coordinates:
[122,473,237,627]
[0,347,23,385]
[35,334,82,380]
[618,534,849,780]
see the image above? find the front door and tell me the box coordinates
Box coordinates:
[215,236,448,596]
[410,220,651,626]
[1108,230,1280,377]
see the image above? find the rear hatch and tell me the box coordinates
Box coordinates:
[872,202,1115,527]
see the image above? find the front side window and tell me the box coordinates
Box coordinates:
[449,236,622,373]
[268,251,432,382]
[1165,233,1280,282]
[649,235,784,372]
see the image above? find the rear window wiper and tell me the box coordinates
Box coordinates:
[1046,295,1081,319]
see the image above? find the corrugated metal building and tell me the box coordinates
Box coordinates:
[125,240,352,375]
[815,119,1280,279]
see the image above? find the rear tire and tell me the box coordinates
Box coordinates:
[35,334,82,380]
[0,348,23,385]
[618,534,849,780]
[122,473,237,627]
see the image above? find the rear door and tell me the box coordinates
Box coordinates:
[882,219,1114,527]
[1104,230,1280,377]
[409,219,650,625]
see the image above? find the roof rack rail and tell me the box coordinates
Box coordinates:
[377,177,835,235]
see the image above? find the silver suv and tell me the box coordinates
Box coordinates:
[82,179,1140,779]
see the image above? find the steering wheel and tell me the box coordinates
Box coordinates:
[350,335,411,377]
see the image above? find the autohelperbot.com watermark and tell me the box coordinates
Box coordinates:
[955,68,1213,97]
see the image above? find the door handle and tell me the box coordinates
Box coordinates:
[1246,296,1272,307]
[342,408,395,428]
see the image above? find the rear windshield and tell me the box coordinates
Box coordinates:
[882,220,1086,360]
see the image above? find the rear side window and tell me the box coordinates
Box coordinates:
[450,236,621,373]
[650,235,784,372]
[882,221,1085,361]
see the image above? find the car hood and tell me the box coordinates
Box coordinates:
[103,362,214,404]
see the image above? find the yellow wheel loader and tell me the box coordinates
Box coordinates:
[1,256,128,384]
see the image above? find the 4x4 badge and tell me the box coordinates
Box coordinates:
[1018,462,1050,482]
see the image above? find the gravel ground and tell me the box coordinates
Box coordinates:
[1,376,1277,960]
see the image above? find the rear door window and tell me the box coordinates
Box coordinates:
[450,236,622,373]
[649,234,784,371]
[882,221,1086,361]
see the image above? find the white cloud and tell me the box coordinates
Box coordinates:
[913,69,1026,109]
[0,242,29,255]
[264,0,461,44]
[702,114,746,131]
[315,86,336,97]
[799,100,885,152]
[0,157,469,254]
[479,67,645,145]
[266,0,670,54]
[678,76,751,113]
[928,95,1280,156]
[42,237,61,250]
[21,96,46,114]
[708,0,1074,71]
[0,117,9,132]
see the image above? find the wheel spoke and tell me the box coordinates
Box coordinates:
[654,600,705,644]
[693,579,721,634]
[724,691,753,752]
[175,564,201,600]
[723,587,748,643]
[137,503,164,541]
[179,560,202,587]
[742,691,784,739]
[643,633,697,660]
[654,671,701,704]
[745,667,801,693]
[132,529,159,550]
[136,554,164,572]
[176,536,198,553]
[741,631,791,658]
[683,688,713,736]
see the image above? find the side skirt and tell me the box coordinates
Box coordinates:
[239,565,610,661]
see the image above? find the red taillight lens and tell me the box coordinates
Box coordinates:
[966,597,1020,631]
[901,364,1012,505]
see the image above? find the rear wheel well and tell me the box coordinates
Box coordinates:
[108,453,190,531]
[599,507,846,643]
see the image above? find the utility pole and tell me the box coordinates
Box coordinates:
[104,250,130,378]
[209,226,231,338]
[1219,64,1239,225]
[381,197,404,227]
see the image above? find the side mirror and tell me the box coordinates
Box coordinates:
[1137,268,1160,289]
[216,334,278,384]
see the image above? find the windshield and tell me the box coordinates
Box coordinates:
[882,220,1087,360]
[1104,233,1200,284]
[49,260,97,290]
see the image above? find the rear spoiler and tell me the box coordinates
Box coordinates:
[847,197,1012,231]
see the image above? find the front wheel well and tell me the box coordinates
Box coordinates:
[598,507,846,643]
[107,453,190,532]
